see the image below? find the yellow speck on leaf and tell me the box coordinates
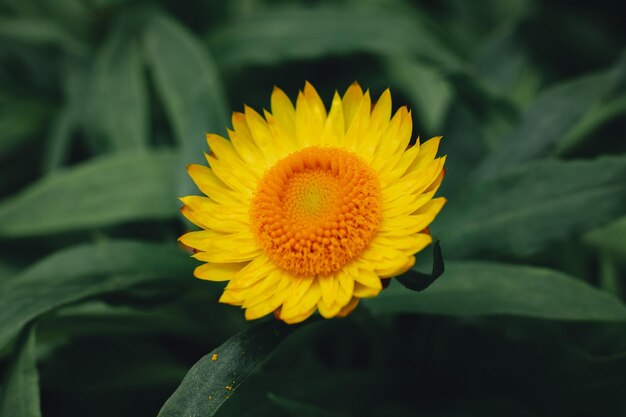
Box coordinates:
[212,353,218,361]
[225,385,233,391]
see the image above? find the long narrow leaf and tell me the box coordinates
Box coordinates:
[437,156,626,258]
[158,320,295,417]
[89,26,149,150]
[0,240,191,350]
[0,150,178,237]
[0,326,41,417]
[474,59,625,179]
[367,261,626,321]
[143,13,229,195]
[208,6,461,70]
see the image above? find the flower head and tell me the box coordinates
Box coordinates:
[179,82,446,324]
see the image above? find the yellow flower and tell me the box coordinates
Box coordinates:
[179,82,446,324]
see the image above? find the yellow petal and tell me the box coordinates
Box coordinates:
[342,90,371,154]
[370,107,410,173]
[241,269,283,305]
[280,278,322,323]
[335,266,355,306]
[180,196,248,233]
[381,157,446,204]
[270,86,296,137]
[383,188,439,218]
[380,200,445,236]
[244,105,280,160]
[353,268,382,290]
[206,133,264,179]
[193,245,261,263]
[282,277,314,311]
[295,84,326,148]
[353,282,381,298]
[228,255,276,290]
[317,299,342,318]
[369,89,392,135]
[406,136,442,174]
[283,278,321,316]
[318,274,336,305]
[186,164,242,205]
[303,81,327,125]
[178,229,223,251]
[336,297,359,317]
[194,261,246,282]
[319,92,344,147]
[281,305,317,324]
[219,289,244,305]
[342,82,364,130]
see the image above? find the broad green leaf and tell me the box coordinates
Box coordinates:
[0,150,178,237]
[0,16,87,56]
[268,393,349,417]
[158,320,295,417]
[208,6,461,71]
[474,59,625,179]
[0,326,41,417]
[384,57,452,132]
[584,216,626,259]
[367,261,626,321]
[89,25,149,150]
[437,156,626,258]
[143,13,229,195]
[0,261,17,282]
[0,240,191,350]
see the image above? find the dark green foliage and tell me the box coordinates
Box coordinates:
[158,321,296,417]
[0,1,625,416]
[0,327,41,417]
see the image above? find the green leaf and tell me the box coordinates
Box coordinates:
[268,393,349,417]
[43,61,92,173]
[584,216,626,259]
[384,57,452,132]
[437,156,626,258]
[0,150,178,237]
[89,25,149,151]
[0,326,41,417]
[208,6,461,71]
[143,12,229,195]
[396,240,444,292]
[42,105,76,173]
[158,320,295,417]
[367,261,626,321]
[554,94,626,155]
[0,261,17,283]
[438,102,488,195]
[474,58,625,179]
[0,240,192,350]
[473,25,540,107]
[0,16,87,56]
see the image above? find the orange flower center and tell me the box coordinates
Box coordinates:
[250,147,381,276]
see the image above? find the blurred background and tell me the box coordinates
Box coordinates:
[1,0,625,416]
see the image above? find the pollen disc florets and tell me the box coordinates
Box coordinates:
[250,146,381,276]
